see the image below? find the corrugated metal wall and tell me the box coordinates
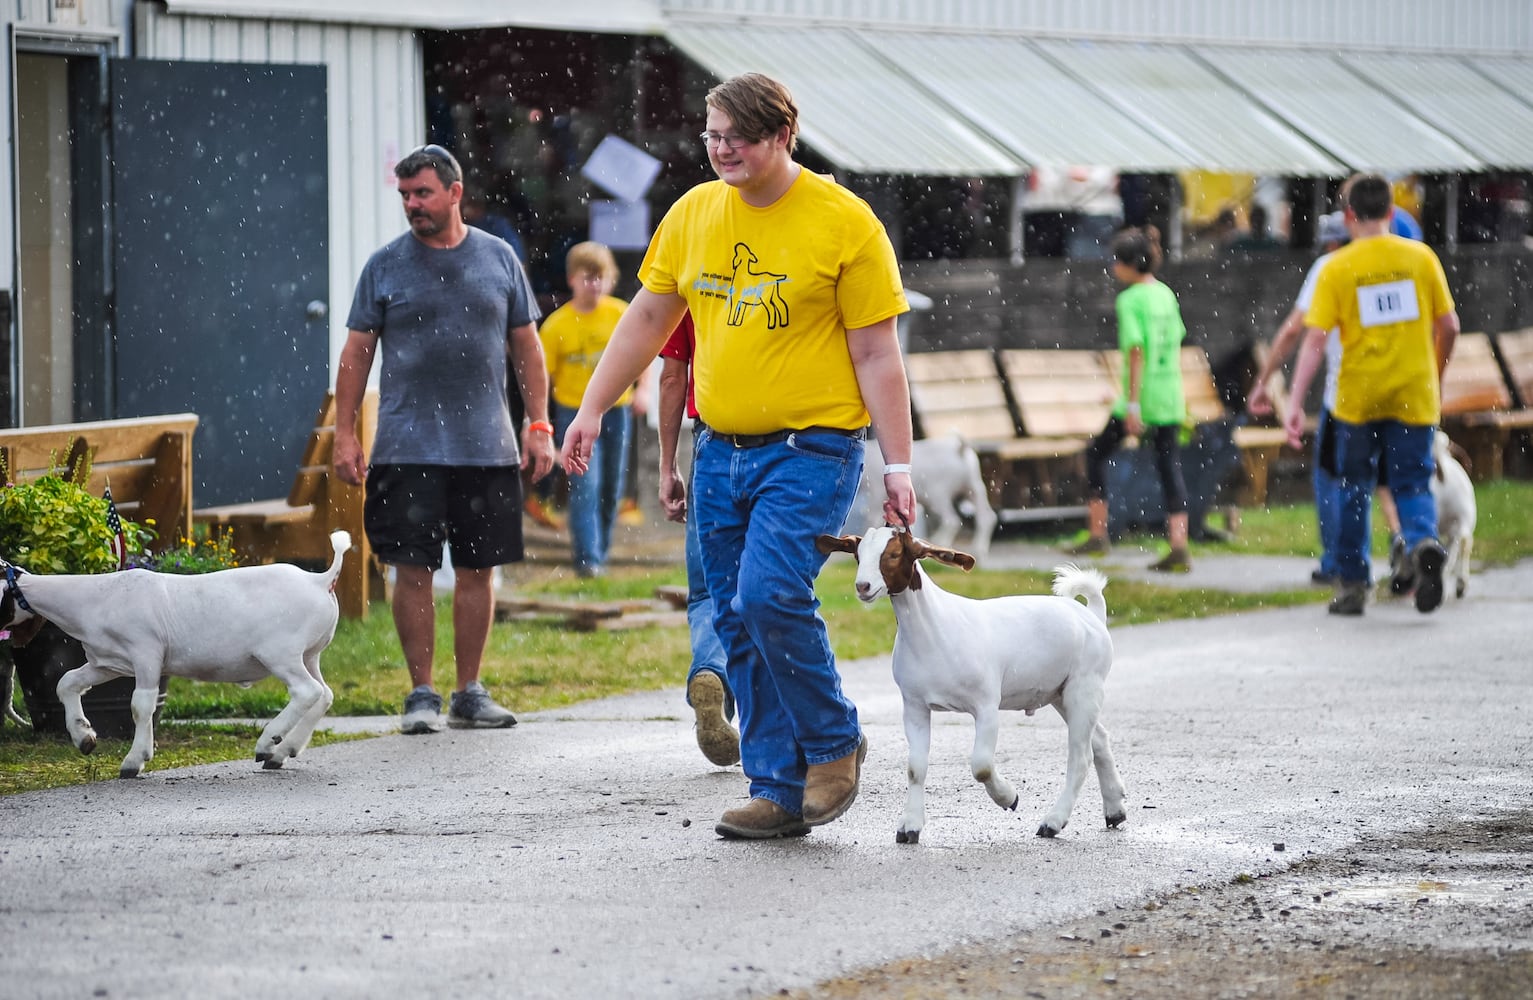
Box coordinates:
[661,0,1533,55]
[135,6,424,377]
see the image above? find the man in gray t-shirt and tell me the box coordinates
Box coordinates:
[334,143,555,735]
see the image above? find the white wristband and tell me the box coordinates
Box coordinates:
[882,463,912,475]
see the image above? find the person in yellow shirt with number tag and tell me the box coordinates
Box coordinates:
[1284,173,1460,617]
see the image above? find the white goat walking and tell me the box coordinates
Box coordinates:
[0,530,349,777]
[1431,429,1476,599]
[817,526,1126,843]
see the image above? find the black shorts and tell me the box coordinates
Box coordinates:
[364,464,524,570]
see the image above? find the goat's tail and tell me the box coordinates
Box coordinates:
[1053,563,1108,625]
[321,530,351,587]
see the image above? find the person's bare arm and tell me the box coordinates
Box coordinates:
[1125,346,1145,436]
[1434,310,1460,380]
[1284,326,1328,449]
[1248,305,1306,416]
[561,288,688,475]
[332,330,378,486]
[657,357,689,524]
[508,322,555,482]
[848,317,915,527]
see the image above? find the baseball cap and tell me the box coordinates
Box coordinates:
[1317,211,1348,246]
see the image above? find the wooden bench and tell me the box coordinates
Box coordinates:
[993,348,1119,517]
[1101,346,1291,506]
[1440,332,1533,481]
[906,350,1094,521]
[1496,326,1533,408]
[0,414,199,542]
[194,392,380,618]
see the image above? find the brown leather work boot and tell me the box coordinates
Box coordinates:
[801,735,869,827]
[715,798,810,840]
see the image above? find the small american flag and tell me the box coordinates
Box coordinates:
[104,483,127,570]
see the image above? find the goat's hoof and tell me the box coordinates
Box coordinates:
[118,767,143,779]
[78,737,97,756]
[261,758,285,770]
[1456,580,1467,599]
[1036,823,1059,838]
[896,829,920,845]
[1106,812,1126,829]
[1006,795,1019,812]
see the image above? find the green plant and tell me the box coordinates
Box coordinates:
[128,527,241,574]
[0,448,150,575]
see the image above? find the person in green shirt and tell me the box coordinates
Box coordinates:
[1068,225,1192,572]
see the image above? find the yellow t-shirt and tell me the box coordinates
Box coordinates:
[640,170,908,435]
[538,295,633,410]
[1303,234,1454,425]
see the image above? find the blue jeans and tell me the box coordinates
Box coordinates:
[683,434,732,719]
[693,427,864,815]
[1332,418,1437,585]
[554,403,631,574]
[1314,409,1341,578]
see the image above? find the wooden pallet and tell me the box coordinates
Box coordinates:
[494,587,690,632]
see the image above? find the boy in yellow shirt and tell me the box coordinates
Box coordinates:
[541,242,634,577]
[1284,174,1460,616]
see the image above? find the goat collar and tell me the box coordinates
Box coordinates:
[3,564,32,613]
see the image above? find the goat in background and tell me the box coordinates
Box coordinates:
[817,525,1126,843]
[1431,429,1477,599]
[859,433,999,561]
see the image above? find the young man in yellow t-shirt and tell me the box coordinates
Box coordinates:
[1285,174,1460,616]
[559,73,914,840]
[540,242,633,577]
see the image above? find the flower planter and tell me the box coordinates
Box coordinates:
[10,622,166,739]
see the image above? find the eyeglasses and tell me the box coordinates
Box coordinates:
[699,131,754,151]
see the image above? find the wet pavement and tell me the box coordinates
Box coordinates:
[2,525,1529,999]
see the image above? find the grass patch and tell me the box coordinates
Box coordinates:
[0,723,367,796]
[6,478,1530,794]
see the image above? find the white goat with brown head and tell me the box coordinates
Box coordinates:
[816,525,1126,843]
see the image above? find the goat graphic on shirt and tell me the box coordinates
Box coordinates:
[724,242,789,330]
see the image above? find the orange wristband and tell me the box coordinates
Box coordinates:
[528,419,554,435]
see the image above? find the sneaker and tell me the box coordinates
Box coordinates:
[688,671,740,767]
[618,497,644,526]
[1411,539,1447,614]
[1328,581,1368,616]
[401,685,444,734]
[1148,548,1192,573]
[1310,568,1338,587]
[448,681,518,729]
[1065,535,1111,558]
[524,496,564,531]
[1387,533,1413,595]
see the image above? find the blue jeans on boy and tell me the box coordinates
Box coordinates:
[554,402,631,574]
[1333,418,1437,585]
[692,427,864,816]
[683,438,733,719]
[1314,409,1342,579]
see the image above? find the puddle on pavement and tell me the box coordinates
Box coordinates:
[1310,874,1533,908]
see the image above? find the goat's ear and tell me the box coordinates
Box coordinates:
[923,545,977,572]
[815,533,861,555]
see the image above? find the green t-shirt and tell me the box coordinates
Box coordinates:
[1112,279,1186,426]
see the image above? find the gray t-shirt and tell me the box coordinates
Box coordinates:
[346,229,540,466]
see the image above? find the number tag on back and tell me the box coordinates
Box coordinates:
[1356,279,1419,328]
